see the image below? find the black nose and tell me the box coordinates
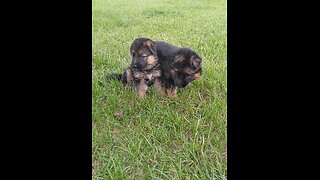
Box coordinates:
[132,64,137,68]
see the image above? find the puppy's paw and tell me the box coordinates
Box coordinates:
[168,94,177,100]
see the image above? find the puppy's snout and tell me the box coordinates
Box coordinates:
[132,64,138,68]
[193,70,202,80]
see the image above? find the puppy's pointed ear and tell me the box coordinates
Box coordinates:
[144,40,158,55]
[191,55,202,69]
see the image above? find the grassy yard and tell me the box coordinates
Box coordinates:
[92,0,227,179]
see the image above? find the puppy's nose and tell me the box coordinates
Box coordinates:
[132,64,137,68]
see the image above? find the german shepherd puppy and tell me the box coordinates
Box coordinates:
[107,38,163,99]
[155,41,202,98]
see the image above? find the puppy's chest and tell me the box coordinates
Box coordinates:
[132,68,161,81]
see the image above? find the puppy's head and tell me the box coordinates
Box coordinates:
[129,38,158,70]
[171,48,202,88]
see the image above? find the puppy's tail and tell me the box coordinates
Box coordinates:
[106,73,122,81]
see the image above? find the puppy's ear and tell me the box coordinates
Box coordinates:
[191,55,202,69]
[144,40,158,55]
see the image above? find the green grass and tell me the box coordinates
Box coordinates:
[92,0,227,179]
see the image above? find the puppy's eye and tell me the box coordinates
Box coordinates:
[184,73,190,76]
[139,54,147,58]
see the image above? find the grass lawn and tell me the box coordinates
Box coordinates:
[92,0,227,179]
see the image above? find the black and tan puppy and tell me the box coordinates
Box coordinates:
[110,38,163,99]
[155,41,202,98]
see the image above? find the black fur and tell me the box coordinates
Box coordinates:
[155,41,202,91]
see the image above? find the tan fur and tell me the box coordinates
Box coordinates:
[151,69,161,77]
[136,82,148,99]
[146,55,156,65]
[144,40,154,48]
[154,78,165,95]
[166,86,177,99]
[125,68,133,86]
[193,71,201,80]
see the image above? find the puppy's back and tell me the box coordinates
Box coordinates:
[155,41,181,56]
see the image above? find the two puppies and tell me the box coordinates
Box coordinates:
[109,38,203,99]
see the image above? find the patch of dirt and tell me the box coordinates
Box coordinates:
[113,111,123,118]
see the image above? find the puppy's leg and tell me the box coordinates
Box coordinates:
[136,81,148,99]
[153,78,166,96]
[167,86,178,99]
[120,68,133,87]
